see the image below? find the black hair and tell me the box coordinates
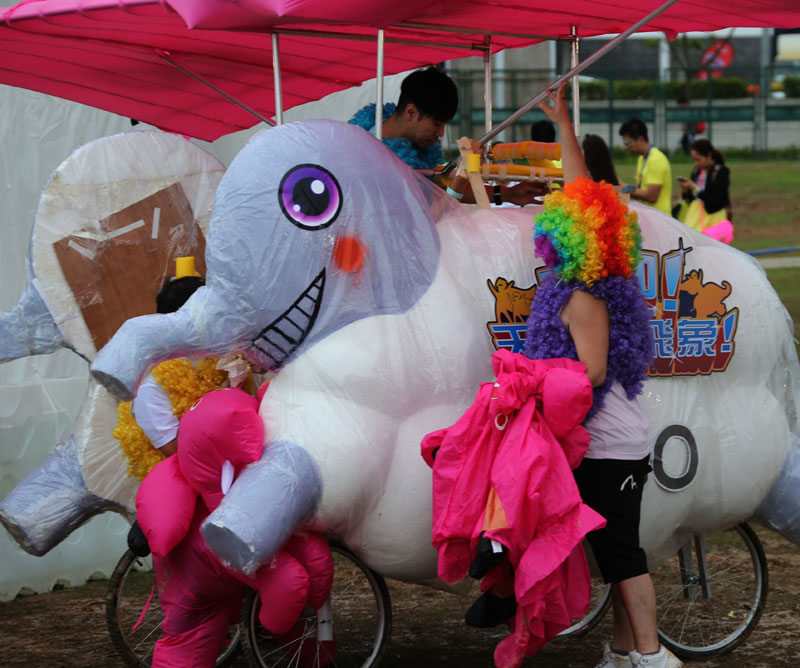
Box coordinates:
[677,95,689,106]
[530,119,556,143]
[582,134,619,186]
[396,66,458,123]
[156,276,204,314]
[690,138,724,165]
[619,118,649,142]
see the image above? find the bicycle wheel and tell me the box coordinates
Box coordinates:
[653,523,768,659]
[105,549,242,668]
[241,544,392,668]
[556,576,611,638]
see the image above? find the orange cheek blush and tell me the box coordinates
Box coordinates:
[332,236,367,273]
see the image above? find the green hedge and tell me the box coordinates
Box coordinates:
[784,76,800,98]
[577,77,751,101]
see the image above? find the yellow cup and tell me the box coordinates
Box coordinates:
[467,153,482,173]
[175,256,200,279]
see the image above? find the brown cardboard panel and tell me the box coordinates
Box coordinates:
[53,182,207,351]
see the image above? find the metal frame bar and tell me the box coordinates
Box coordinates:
[570,26,580,138]
[483,35,492,135]
[396,22,565,42]
[158,52,274,127]
[376,29,385,140]
[476,0,680,147]
[272,33,283,125]
[274,27,487,52]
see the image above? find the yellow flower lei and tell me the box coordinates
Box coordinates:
[113,358,227,480]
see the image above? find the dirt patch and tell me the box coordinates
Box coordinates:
[1,527,799,667]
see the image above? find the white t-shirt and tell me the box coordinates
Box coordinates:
[583,382,650,460]
[132,375,179,448]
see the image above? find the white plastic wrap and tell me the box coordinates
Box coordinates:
[88,119,800,582]
[1,131,226,564]
[31,130,224,360]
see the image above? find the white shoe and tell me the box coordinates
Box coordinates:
[594,642,633,668]
[629,646,682,668]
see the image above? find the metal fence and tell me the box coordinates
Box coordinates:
[450,66,800,152]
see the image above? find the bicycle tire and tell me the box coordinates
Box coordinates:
[653,522,768,659]
[105,549,242,668]
[556,577,612,638]
[241,544,392,668]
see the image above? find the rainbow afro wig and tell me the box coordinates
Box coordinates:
[534,177,641,285]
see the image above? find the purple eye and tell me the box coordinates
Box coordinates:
[278,164,342,230]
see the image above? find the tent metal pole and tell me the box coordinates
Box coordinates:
[275,27,481,51]
[483,35,492,135]
[474,0,679,148]
[272,33,283,125]
[570,26,580,138]
[376,29,385,140]
[157,52,274,126]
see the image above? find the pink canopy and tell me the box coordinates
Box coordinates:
[1,0,799,140]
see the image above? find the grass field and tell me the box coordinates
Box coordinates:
[616,157,800,341]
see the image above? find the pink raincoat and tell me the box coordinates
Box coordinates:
[136,388,334,668]
[421,350,606,668]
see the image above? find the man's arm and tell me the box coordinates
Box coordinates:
[631,153,666,204]
[132,377,179,456]
[631,183,663,205]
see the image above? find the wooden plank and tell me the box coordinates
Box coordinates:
[53,182,207,352]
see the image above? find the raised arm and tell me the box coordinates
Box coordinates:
[538,83,588,183]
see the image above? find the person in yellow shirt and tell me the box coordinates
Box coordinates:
[618,118,672,216]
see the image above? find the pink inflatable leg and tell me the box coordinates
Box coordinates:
[254,551,311,634]
[283,532,334,608]
[152,606,236,668]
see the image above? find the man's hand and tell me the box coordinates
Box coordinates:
[503,181,550,206]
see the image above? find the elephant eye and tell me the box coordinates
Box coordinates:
[278,164,342,230]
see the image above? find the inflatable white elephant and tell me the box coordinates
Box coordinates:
[81,120,800,582]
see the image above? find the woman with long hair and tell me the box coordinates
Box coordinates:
[675,138,733,242]
[582,134,620,186]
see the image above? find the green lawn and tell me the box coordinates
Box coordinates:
[616,158,800,338]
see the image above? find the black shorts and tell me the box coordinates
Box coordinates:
[573,455,652,584]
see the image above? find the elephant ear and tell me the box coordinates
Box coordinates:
[135,455,197,557]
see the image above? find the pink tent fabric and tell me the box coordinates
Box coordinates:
[1,0,799,140]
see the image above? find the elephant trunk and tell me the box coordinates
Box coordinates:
[755,435,800,546]
[90,286,239,401]
[201,441,322,576]
[0,282,64,362]
[0,436,128,556]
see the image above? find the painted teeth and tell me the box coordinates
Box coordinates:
[252,269,325,370]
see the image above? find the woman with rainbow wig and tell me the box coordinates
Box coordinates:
[524,85,680,668]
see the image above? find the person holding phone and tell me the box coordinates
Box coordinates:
[677,139,731,219]
[673,139,733,242]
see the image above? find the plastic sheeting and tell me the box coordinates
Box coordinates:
[89,119,800,584]
[0,85,132,600]
[0,83,232,598]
